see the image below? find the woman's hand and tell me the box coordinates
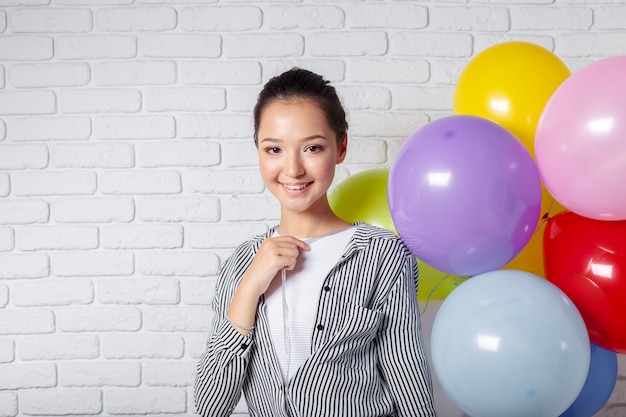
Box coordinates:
[227,236,310,335]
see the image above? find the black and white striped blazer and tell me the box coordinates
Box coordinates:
[195,222,437,417]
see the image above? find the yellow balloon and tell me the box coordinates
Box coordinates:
[501,184,566,276]
[329,168,462,301]
[453,41,571,158]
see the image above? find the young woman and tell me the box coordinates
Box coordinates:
[194,68,437,417]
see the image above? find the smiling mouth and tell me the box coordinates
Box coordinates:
[282,182,312,191]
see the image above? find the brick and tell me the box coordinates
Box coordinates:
[137,141,220,167]
[19,334,99,360]
[0,120,5,140]
[180,278,215,305]
[96,7,176,31]
[308,31,387,57]
[57,35,136,60]
[0,392,16,417]
[430,59,467,85]
[97,278,179,305]
[225,87,258,113]
[0,309,54,335]
[52,197,134,223]
[12,279,93,306]
[56,0,133,3]
[140,33,220,58]
[179,113,252,139]
[143,306,211,332]
[136,196,219,222]
[10,8,92,33]
[0,226,12,251]
[14,225,83,254]
[137,251,219,276]
[60,88,141,113]
[349,111,429,138]
[0,363,56,389]
[59,361,141,387]
[0,285,7,308]
[0,174,8,197]
[595,6,626,30]
[512,7,592,30]
[183,333,207,359]
[180,61,261,86]
[57,306,141,332]
[392,85,456,111]
[185,222,267,249]
[144,87,225,112]
[0,253,49,279]
[105,388,186,414]
[556,33,626,57]
[429,6,509,31]
[336,85,391,110]
[6,116,91,141]
[94,60,176,86]
[185,168,264,194]
[100,170,181,195]
[0,0,49,4]
[0,11,6,33]
[0,339,14,363]
[266,5,344,29]
[20,389,102,415]
[95,115,176,139]
[0,144,48,170]
[52,251,134,277]
[389,32,473,57]
[343,139,387,164]
[220,139,258,167]
[223,33,304,58]
[51,143,134,168]
[9,63,90,88]
[0,200,49,224]
[350,58,430,83]
[101,224,183,249]
[143,360,196,387]
[221,195,279,222]
[347,4,427,29]
[179,6,261,31]
[12,171,97,196]
[0,35,53,60]
[0,91,56,115]
[102,334,184,359]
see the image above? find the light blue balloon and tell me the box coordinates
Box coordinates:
[431,270,590,417]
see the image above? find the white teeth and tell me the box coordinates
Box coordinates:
[284,183,309,190]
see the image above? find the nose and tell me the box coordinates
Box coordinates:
[284,151,305,178]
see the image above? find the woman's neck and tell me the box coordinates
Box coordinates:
[277,210,351,239]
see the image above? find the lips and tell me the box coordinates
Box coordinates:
[282,182,312,191]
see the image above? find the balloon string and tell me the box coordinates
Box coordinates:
[538,198,555,231]
[420,274,468,315]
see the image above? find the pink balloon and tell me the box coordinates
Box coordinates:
[535,56,626,220]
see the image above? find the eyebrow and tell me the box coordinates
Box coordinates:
[259,135,330,144]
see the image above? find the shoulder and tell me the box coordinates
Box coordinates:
[353,223,413,258]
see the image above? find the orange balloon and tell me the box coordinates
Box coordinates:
[453,41,571,158]
[501,185,566,276]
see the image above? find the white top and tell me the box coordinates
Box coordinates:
[264,226,356,383]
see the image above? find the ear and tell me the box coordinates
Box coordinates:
[336,134,348,164]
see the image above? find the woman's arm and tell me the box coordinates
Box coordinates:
[376,252,438,417]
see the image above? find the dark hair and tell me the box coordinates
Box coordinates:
[253,68,348,145]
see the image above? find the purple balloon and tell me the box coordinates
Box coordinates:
[388,115,541,276]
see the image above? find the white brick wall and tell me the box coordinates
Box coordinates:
[1,1,625,416]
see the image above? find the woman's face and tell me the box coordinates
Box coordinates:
[256,98,347,216]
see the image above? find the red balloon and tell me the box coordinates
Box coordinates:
[544,211,626,353]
